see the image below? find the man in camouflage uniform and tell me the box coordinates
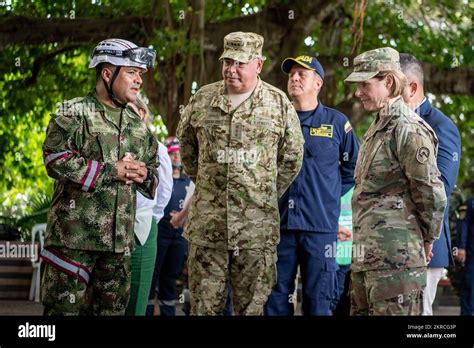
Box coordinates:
[177,32,304,315]
[344,47,447,315]
[41,39,159,315]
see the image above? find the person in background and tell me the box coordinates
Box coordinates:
[332,187,354,316]
[447,185,466,297]
[126,97,173,315]
[456,186,474,315]
[147,137,192,316]
[400,53,461,315]
[265,55,358,316]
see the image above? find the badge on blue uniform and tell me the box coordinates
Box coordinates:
[310,124,333,138]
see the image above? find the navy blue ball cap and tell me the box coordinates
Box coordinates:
[281,55,324,80]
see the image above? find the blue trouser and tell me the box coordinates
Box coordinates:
[334,265,351,304]
[332,264,351,316]
[223,285,233,316]
[264,229,338,316]
[148,227,187,316]
[461,253,474,315]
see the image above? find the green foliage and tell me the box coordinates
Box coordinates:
[14,192,51,240]
[0,44,91,220]
[334,0,473,190]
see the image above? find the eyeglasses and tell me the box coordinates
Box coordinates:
[221,58,263,69]
[222,59,248,69]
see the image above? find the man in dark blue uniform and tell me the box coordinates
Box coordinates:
[147,137,192,316]
[400,53,462,315]
[457,192,474,315]
[264,55,359,316]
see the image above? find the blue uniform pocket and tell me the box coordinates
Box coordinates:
[306,137,338,167]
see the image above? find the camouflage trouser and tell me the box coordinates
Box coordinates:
[188,243,277,315]
[41,247,131,315]
[350,267,426,315]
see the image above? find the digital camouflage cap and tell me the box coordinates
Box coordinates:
[219,32,265,63]
[344,47,401,83]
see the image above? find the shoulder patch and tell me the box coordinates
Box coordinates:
[44,129,64,147]
[416,146,430,164]
[54,97,93,118]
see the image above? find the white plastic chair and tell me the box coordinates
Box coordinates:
[29,223,46,302]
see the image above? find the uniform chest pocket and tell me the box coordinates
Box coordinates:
[84,115,118,162]
[196,117,229,162]
[128,128,147,162]
[249,117,281,148]
[306,137,338,167]
[362,139,391,185]
[250,115,282,141]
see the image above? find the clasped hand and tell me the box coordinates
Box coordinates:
[117,153,148,185]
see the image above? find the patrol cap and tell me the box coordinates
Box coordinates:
[344,47,401,83]
[219,32,265,63]
[281,55,325,80]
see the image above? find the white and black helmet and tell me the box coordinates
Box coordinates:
[89,38,156,71]
[90,38,156,109]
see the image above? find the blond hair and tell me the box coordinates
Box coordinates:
[375,69,407,98]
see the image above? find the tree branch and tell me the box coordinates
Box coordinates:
[24,44,81,87]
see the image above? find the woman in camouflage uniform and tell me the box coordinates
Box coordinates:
[344,47,446,315]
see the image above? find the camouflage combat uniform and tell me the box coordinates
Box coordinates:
[344,48,447,316]
[177,32,304,315]
[41,90,159,315]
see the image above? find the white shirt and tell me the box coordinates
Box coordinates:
[134,142,173,245]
